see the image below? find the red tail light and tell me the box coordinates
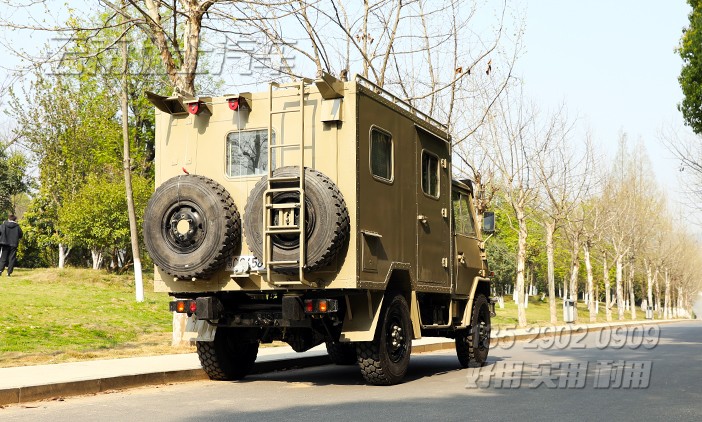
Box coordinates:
[187,102,200,115]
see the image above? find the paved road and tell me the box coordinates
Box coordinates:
[2,321,701,422]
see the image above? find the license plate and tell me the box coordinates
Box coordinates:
[227,255,265,272]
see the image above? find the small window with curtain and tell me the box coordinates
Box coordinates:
[226,129,275,177]
[370,128,393,182]
[422,151,439,198]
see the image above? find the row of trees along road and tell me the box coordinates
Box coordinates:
[0,1,699,322]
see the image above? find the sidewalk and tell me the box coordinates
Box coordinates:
[0,319,682,406]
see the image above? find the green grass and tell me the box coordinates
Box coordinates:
[0,268,653,367]
[493,294,651,327]
[0,268,178,367]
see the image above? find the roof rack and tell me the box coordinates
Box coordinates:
[355,75,449,133]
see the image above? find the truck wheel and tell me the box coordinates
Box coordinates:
[356,293,412,385]
[325,341,357,365]
[196,328,259,380]
[456,294,491,368]
[244,166,349,273]
[143,175,240,280]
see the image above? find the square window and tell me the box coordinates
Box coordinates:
[226,130,275,177]
[422,151,439,197]
[370,128,393,181]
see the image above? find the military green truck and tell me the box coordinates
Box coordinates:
[143,73,494,385]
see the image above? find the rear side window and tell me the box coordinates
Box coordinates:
[421,151,439,198]
[370,128,393,182]
[226,130,275,177]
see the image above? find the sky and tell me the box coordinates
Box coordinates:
[514,0,692,204]
[0,0,695,210]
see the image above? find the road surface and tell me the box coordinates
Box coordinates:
[2,321,701,421]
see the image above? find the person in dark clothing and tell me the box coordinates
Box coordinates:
[0,214,23,277]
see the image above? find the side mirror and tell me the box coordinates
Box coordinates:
[482,211,495,234]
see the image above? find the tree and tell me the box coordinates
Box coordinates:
[58,173,152,270]
[10,72,122,267]
[475,87,557,327]
[0,147,31,216]
[678,0,702,135]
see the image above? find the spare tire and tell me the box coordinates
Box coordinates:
[143,175,240,279]
[244,166,349,273]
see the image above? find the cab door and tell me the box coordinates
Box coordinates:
[452,187,482,295]
[416,128,450,290]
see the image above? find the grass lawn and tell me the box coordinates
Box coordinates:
[0,268,653,368]
[0,268,191,367]
[493,294,652,327]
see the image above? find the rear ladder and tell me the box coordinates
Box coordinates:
[263,79,312,285]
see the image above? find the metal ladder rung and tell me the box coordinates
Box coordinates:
[265,187,302,194]
[266,203,301,209]
[270,143,301,149]
[265,228,301,234]
[268,176,300,183]
[268,260,299,266]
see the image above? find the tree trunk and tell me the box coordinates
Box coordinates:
[120,7,144,303]
[645,260,653,317]
[515,208,528,327]
[629,261,636,320]
[569,237,580,321]
[604,254,612,322]
[545,221,557,324]
[616,254,625,320]
[90,249,103,270]
[655,268,661,317]
[664,268,670,319]
[58,243,70,269]
[583,241,595,322]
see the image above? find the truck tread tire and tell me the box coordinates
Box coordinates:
[356,293,412,385]
[196,329,259,380]
[456,294,491,368]
[143,175,240,280]
[326,341,357,365]
[244,166,349,273]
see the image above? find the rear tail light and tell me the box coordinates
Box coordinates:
[303,299,338,314]
[170,299,197,315]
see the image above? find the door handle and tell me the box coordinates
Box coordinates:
[417,214,428,224]
[457,252,466,265]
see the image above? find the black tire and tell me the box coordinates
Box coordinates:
[243,166,349,274]
[143,175,240,280]
[326,341,357,365]
[456,294,491,368]
[357,293,412,385]
[196,328,259,381]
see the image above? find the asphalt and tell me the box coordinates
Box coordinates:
[0,318,684,406]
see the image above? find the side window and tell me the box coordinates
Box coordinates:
[226,130,275,177]
[370,128,393,182]
[421,151,439,198]
[452,191,476,236]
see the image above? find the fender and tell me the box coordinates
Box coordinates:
[339,291,384,342]
[461,276,491,326]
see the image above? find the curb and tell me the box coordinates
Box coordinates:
[0,319,684,406]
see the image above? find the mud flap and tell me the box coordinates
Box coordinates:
[339,291,384,342]
[184,315,217,343]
